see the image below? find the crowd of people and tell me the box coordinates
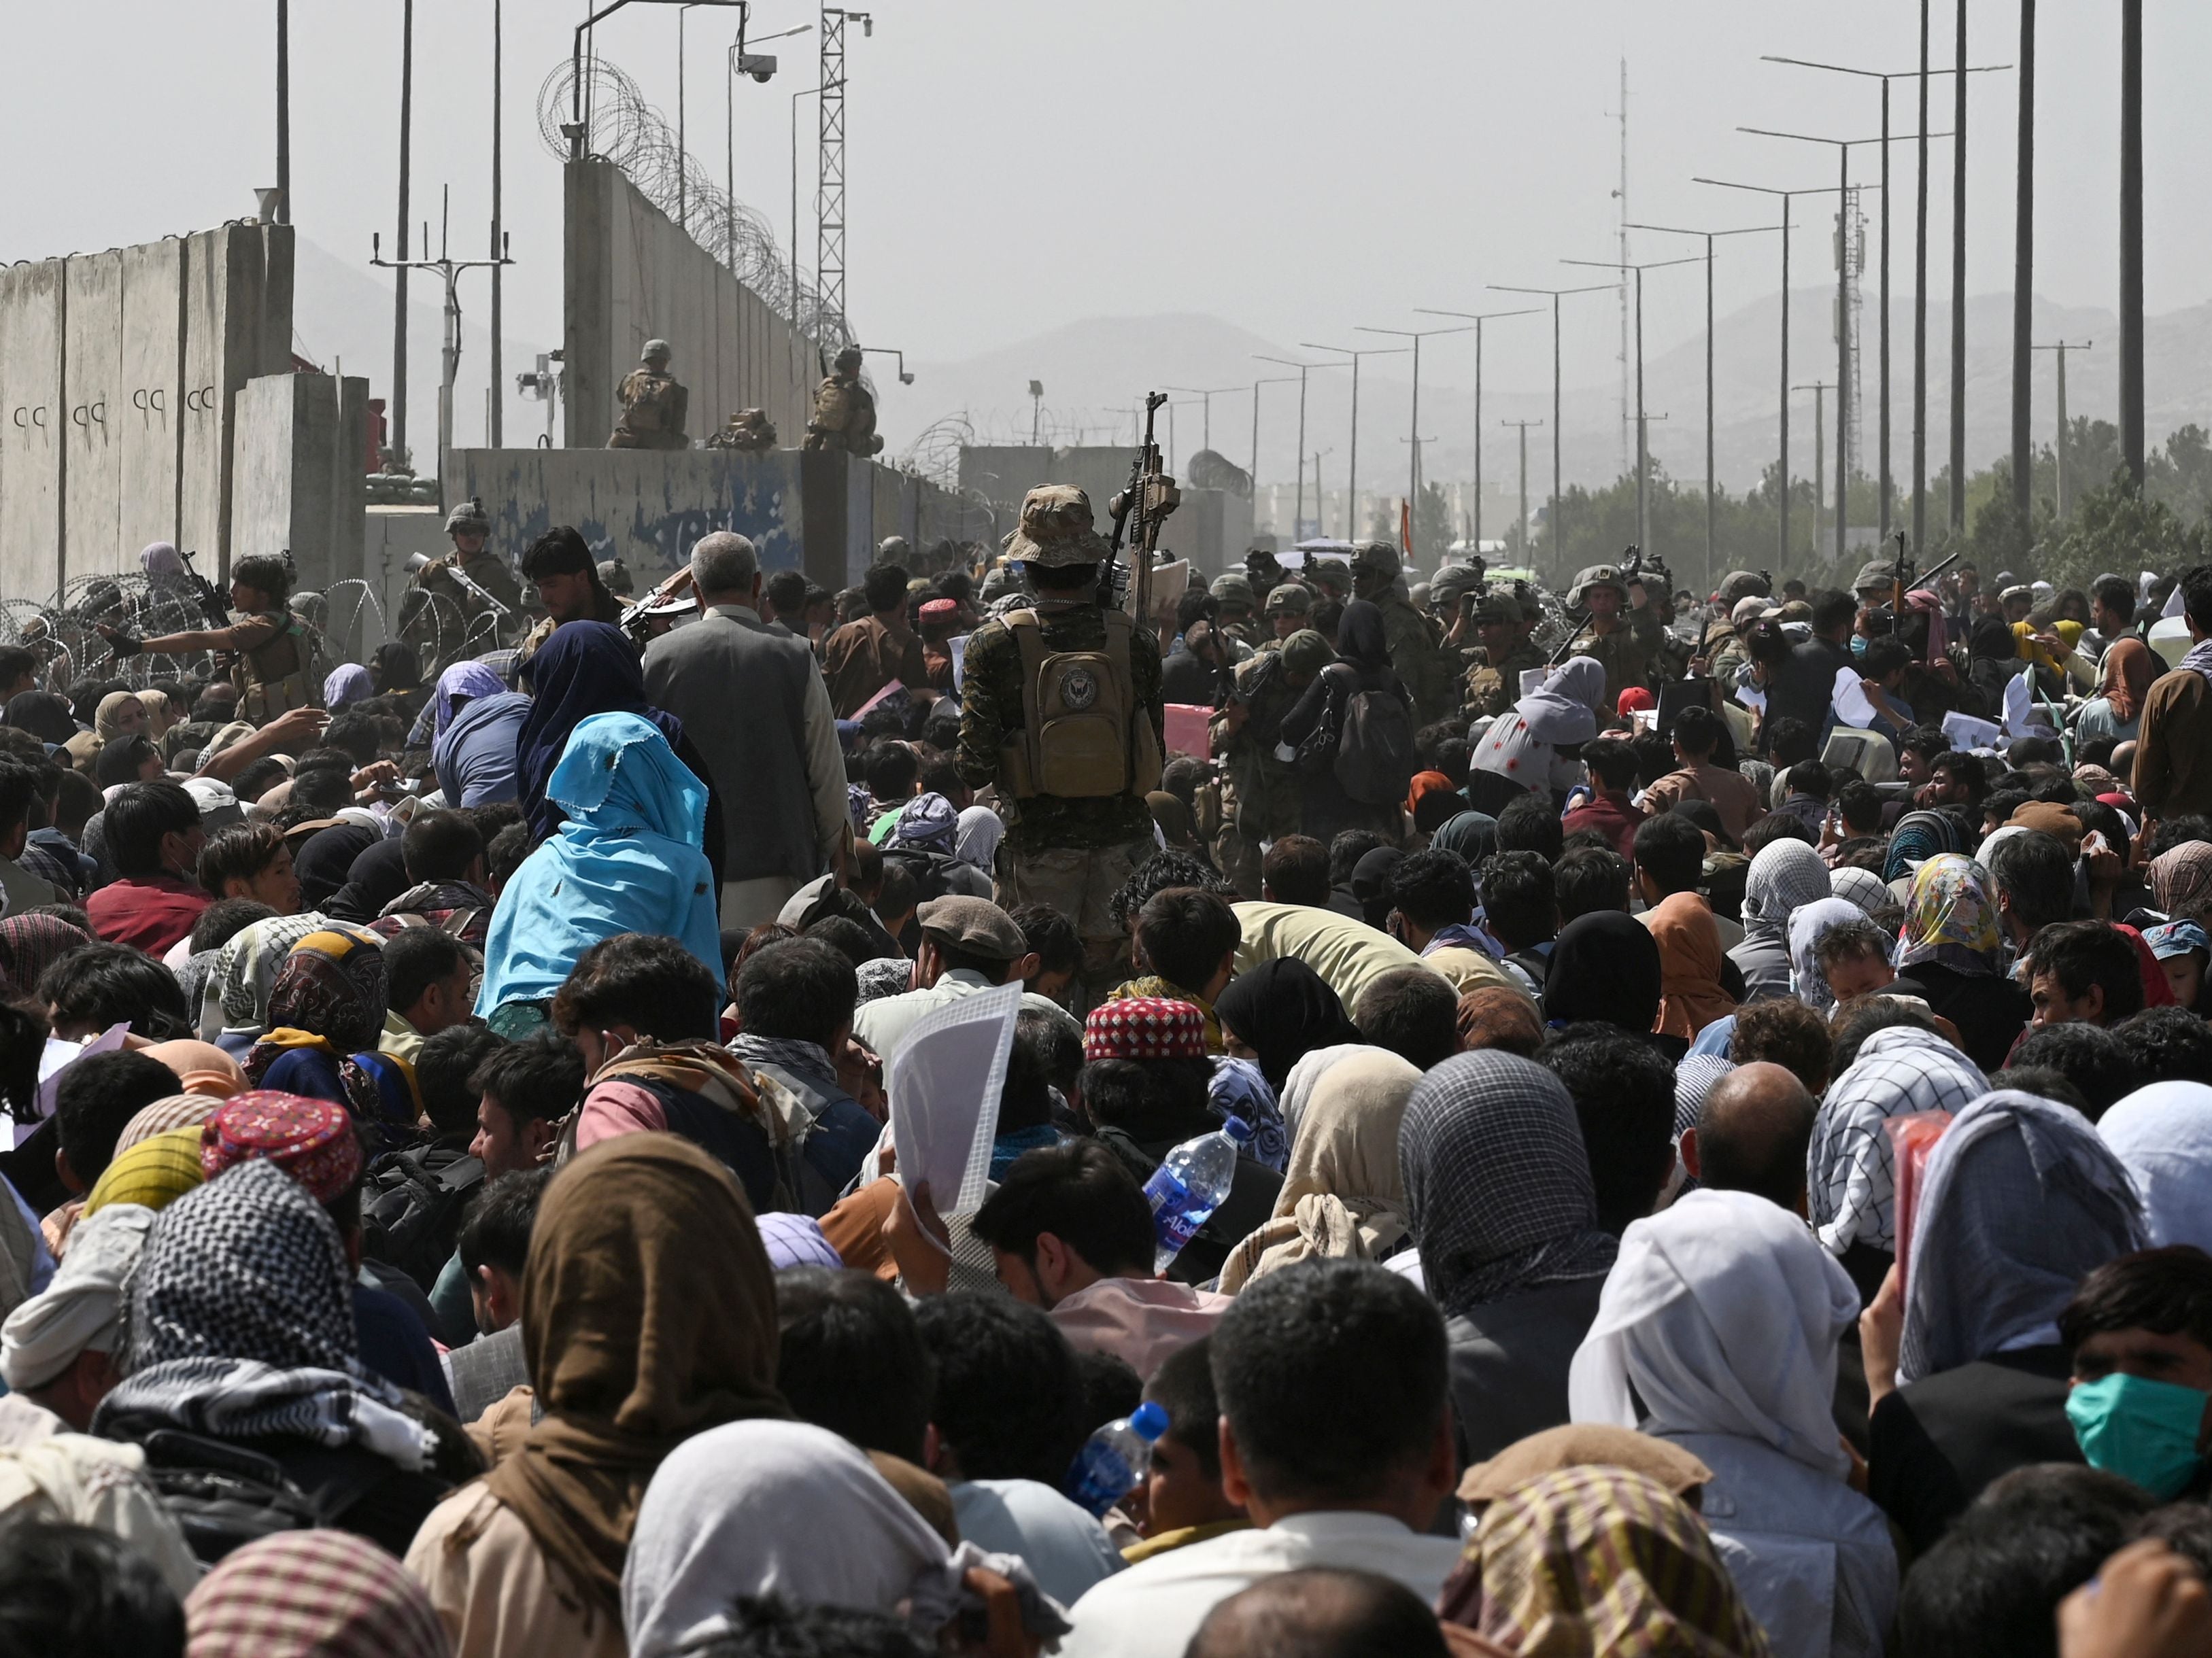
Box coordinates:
[0,506,2205,1658]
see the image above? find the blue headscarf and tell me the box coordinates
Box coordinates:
[514,621,685,840]
[435,690,530,807]
[477,712,722,1016]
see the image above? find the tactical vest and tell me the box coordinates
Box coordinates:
[996,607,1163,801]
[237,610,316,721]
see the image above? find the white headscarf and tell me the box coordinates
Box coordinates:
[1807,1024,1988,1258]
[0,1205,154,1392]
[1787,897,1867,1014]
[1277,1042,1372,1146]
[1570,1188,1859,1480]
[1740,840,1833,950]
[1828,865,1890,916]
[622,1419,980,1657]
[2098,1082,2212,1253]
[954,804,1005,871]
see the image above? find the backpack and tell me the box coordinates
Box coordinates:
[880,843,955,905]
[997,608,1163,800]
[1332,674,1416,806]
[139,1429,380,1565]
[359,1145,486,1291]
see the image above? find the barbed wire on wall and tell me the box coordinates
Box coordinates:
[537,55,853,355]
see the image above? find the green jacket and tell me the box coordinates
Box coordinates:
[1378,596,1457,725]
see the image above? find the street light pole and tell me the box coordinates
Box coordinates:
[1255,356,1315,535]
[1410,308,1540,551]
[1488,283,1614,577]
[1248,376,1299,534]
[2121,0,2144,486]
[1559,258,1698,564]
[1299,343,1405,544]
[2013,0,2036,533]
[2032,341,2090,518]
[1502,419,1543,563]
[1356,324,1474,546]
[1794,381,1833,558]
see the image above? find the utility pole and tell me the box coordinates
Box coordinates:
[2120,0,2145,485]
[1503,419,1543,562]
[490,0,503,445]
[2034,341,2090,519]
[1488,283,1614,578]
[1610,58,1633,474]
[1248,375,1299,530]
[1302,343,1406,545]
[373,193,514,494]
[1255,356,1314,535]
[1357,324,1471,523]
[2011,0,2035,532]
[1950,0,1969,532]
[1410,308,1539,555]
[817,7,872,337]
[276,0,290,223]
[1561,257,1699,568]
[1916,0,1930,552]
[1795,383,1833,560]
[391,0,414,463]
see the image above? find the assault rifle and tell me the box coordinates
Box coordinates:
[1109,392,1180,634]
[1548,545,1646,666]
[619,566,697,645]
[176,548,231,629]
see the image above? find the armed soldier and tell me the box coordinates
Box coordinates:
[98,553,318,720]
[1210,628,1331,897]
[1350,540,1457,724]
[607,340,690,450]
[955,485,1163,1005]
[406,500,524,653]
[1565,564,1650,708]
[1629,560,1692,684]
[1427,562,1487,685]
[1465,590,1548,719]
[804,345,883,456]
[1259,580,1312,649]
[701,407,779,451]
[1209,572,1261,649]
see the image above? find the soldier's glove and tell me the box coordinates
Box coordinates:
[99,626,143,657]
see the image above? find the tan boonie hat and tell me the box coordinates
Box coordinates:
[915,895,1027,961]
[1005,485,1112,568]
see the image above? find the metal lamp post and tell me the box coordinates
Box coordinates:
[1354,324,1473,546]
[1297,343,1406,546]
[1255,356,1317,536]
[1410,307,1541,550]
[1487,282,1617,576]
[1559,257,1700,562]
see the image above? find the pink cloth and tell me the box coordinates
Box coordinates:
[1049,1276,1231,1382]
[575,1080,668,1148]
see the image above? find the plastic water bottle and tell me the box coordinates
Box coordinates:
[1143,1116,1251,1275]
[1066,1401,1170,1518]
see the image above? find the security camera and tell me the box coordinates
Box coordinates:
[738,52,777,82]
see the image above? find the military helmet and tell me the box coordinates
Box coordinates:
[1350,540,1401,583]
[1263,582,1313,618]
[1469,589,1522,627]
[1210,571,1257,611]
[641,339,673,364]
[1307,558,1353,597]
[1005,484,1112,568]
[1716,569,1770,609]
[596,559,634,597]
[1853,557,1896,595]
[876,535,913,566]
[1427,562,1486,608]
[834,345,865,370]
[1280,629,1334,677]
[1571,564,1629,606]
[445,498,490,537]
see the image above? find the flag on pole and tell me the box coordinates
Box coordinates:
[1399,499,1412,557]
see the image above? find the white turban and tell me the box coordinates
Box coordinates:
[0,1205,153,1392]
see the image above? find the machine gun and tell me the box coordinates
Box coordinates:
[1876,532,1964,659]
[405,551,517,622]
[1548,545,1646,666]
[619,566,696,644]
[1109,392,1180,634]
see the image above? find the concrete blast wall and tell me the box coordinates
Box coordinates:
[959,443,1254,576]
[0,222,292,598]
[564,161,821,453]
[233,371,369,595]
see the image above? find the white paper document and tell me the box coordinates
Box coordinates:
[887,981,1021,1215]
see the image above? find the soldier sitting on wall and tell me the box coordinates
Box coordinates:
[803,345,883,456]
[608,340,690,450]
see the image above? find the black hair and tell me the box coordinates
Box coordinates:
[519,525,596,581]
[56,1051,178,1188]
[1828,996,1940,1075]
[2145,816,2212,864]
[486,821,531,887]
[1383,850,1475,934]
[1325,830,1389,889]
[417,1024,512,1141]
[1144,1334,1225,1483]
[1932,748,1988,801]
[188,897,275,956]
[1076,1348,1144,1440]
[1741,812,1816,858]
[1900,724,1953,763]
[1766,716,1817,767]
[764,568,809,615]
[1350,967,1460,1073]
[468,1029,585,1132]
[2025,921,2145,1025]
[35,944,190,1041]
[1671,704,1722,756]
[1836,780,1886,837]
[1539,1024,1676,1234]
[1186,1568,1452,1658]
[1986,831,2075,935]
[1631,809,1705,895]
[872,862,919,930]
[2183,566,2212,636]
[1209,1260,1447,1506]
[1731,998,1834,1096]
[802,914,891,969]
[775,1266,936,1464]
[2062,1245,2212,1358]
[1479,851,1557,952]
[194,821,286,897]
[1990,1065,2090,1114]
[1583,737,1640,789]
[1784,759,1833,801]
[1108,849,1236,935]
[0,1517,185,1658]
[383,927,469,1017]
[862,740,918,801]
[911,1292,1087,1485]
[457,1167,550,1280]
[1809,588,1858,636]
[2008,1020,2140,1120]
[230,553,292,604]
[919,703,963,753]
[737,939,857,1050]
[862,564,910,613]
[322,711,383,767]
[1017,1004,1083,1102]
[1897,1464,2155,1658]
[1554,846,1632,922]
[971,1139,1154,1279]
[100,781,200,879]
[2092,573,2137,619]
[1629,731,1678,790]
[554,933,720,1042]
[1259,835,1330,907]
[1695,1070,1816,1211]
[678,1596,929,1658]
[1135,887,1243,994]
[94,737,163,791]
[1494,791,1563,862]
[1815,917,1894,973]
[2115,1005,2212,1087]
[1862,636,1912,680]
[0,647,36,690]
[403,810,484,884]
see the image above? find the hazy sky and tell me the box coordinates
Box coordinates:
[3,0,2200,472]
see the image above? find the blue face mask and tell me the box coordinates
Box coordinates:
[1849,634,1870,659]
[2066,1372,2210,1500]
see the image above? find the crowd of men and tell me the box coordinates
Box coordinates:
[0,487,2206,1658]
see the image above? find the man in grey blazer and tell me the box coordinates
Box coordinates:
[644,532,850,927]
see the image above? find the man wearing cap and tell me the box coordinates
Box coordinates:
[1565,564,1648,707]
[957,486,1165,1005]
[1464,591,1548,721]
[1210,629,1331,897]
[1350,541,1455,724]
[851,894,1052,1065]
[608,339,690,450]
[645,531,850,927]
[917,596,963,692]
[804,345,883,456]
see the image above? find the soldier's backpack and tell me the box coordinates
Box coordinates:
[998,608,1163,800]
[1332,674,1416,806]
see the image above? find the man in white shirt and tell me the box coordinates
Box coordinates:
[1057,1261,1463,1658]
[851,895,1049,1064]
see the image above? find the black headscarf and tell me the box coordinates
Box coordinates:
[4,692,77,746]
[1349,846,1406,930]
[292,824,378,912]
[1542,910,1663,1034]
[1334,600,1392,678]
[1214,958,1364,1093]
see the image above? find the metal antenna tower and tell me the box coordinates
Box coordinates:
[1837,184,1867,477]
[1608,59,1632,474]
[816,7,871,335]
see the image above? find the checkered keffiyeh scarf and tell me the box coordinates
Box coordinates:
[91,1160,432,1471]
[728,1034,842,1096]
[1808,1024,1988,1257]
[186,1528,449,1658]
[1085,997,1207,1063]
[1399,1050,1618,1317]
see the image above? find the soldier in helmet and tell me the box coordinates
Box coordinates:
[1350,540,1456,725]
[1629,560,1691,685]
[1426,562,1488,687]
[700,407,779,451]
[1307,557,1353,609]
[1259,579,1312,649]
[804,345,883,456]
[1210,627,1331,898]
[608,340,690,450]
[1465,590,1548,720]
[955,485,1163,1005]
[597,559,636,600]
[399,498,523,666]
[1565,564,1649,708]
[1209,571,1260,649]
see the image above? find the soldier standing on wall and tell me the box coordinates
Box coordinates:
[1350,540,1457,725]
[804,345,884,456]
[608,341,691,450]
[955,485,1163,1007]
[99,553,319,720]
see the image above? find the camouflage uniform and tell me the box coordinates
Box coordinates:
[1210,572,1261,651]
[401,499,524,666]
[1566,564,1650,707]
[701,407,779,451]
[1351,541,1457,725]
[1208,632,1326,897]
[607,341,690,450]
[1466,592,1549,720]
[804,346,883,456]
[955,485,1162,1001]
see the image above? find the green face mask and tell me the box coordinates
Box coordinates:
[2065,1372,2210,1500]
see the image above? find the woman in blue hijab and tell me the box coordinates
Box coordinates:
[478,712,724,1033]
